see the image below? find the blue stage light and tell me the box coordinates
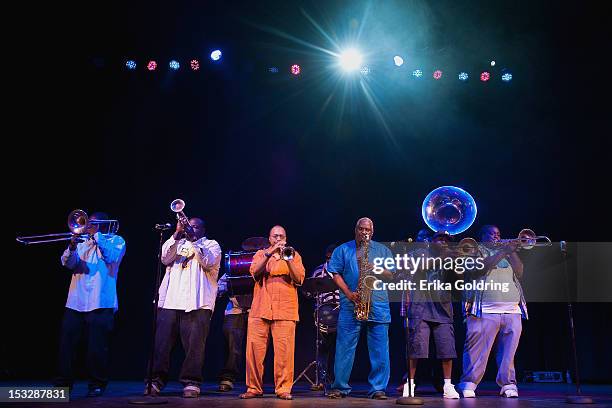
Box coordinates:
[268,67,279,73]
[125,60,137,70]
[210,50,222,61]
[458,72,469,81]
[412,69,423,78]
[339,48,363,72]
[393,56,404,67]
[501,72,513,82]
[169,60,180,70]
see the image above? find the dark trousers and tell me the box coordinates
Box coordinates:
[318,331,337,385]
[56,307,115,390]
[149,308,212,389]
[218,313,248,384]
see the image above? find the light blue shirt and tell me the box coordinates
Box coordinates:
[327,240,392,323]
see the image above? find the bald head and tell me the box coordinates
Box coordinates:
[269,225,287,246]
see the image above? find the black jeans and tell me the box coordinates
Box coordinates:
[56,308,115,390]
[218,313,248,383]
[318,330,337,385]
[149,308,212,389]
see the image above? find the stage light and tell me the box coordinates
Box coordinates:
[125,60,137,70]
[412,69,423,78]
[490,60,496,66]
[339,48,363,72]
[268,67,279,73]
[360,66,370,75]
[480,71,491,82]
[290,64,301,75]
[190,59,200,71]
[393,56,404,67]
[458,72,469,81]
[169,60,180,70]
[147,60,157,71]
[210,50,222,61]
[501,72,513,82]
[433,70,443,80]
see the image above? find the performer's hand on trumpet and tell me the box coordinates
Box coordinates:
[173,220,185,240]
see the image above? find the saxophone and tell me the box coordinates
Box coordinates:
[355,233,375,321]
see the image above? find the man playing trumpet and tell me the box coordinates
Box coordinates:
[240,225,305,400]
[146,217,222,398]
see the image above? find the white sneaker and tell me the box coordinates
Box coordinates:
[443,383,460,399]
[502,389,519,398]
[462,389,476,398]
[402,382,416,397]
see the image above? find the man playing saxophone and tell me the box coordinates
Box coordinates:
[326,218,394,400]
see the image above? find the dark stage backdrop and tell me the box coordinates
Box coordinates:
[7,0,610,384]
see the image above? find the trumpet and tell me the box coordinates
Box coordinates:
[16,210,119,245]
[280,245,295,261]
[497,229,552,250]
[170,199,197,241]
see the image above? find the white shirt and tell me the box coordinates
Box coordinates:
[60,233,126,312]
[158,235,222,312]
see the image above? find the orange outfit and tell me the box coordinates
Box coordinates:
[245,249,305,395]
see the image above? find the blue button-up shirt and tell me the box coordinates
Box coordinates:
[327,240,392,323]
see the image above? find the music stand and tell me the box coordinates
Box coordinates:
[293,277,338,392]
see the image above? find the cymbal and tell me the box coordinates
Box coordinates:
[301,276,338,294]
[242,237,268,251]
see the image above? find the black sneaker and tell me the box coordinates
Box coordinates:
[218,381,233,392]
[370,391,388,400]
[326,389,346,399]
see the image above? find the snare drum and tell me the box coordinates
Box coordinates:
[225,250,256,276]
[315,301,339,334]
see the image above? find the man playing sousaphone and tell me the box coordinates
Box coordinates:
[240,225,305,400]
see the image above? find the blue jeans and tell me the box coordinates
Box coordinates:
[332,313,390,396]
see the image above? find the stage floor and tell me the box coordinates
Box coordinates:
[1,381,611,407]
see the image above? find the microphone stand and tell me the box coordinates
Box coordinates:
[561,241,593,404]
[129,227,169,405]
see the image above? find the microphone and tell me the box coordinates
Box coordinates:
[560,240,567,253]
[155,223,172,230]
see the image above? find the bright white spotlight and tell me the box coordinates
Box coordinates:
[339,48,363,72]
[210,50,222,61]
[393,56,404,67]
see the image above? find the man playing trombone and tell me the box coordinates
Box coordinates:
[458,225,526,398]
[146,216,222,398]
[240,225,305,400]
[55,212,126,397]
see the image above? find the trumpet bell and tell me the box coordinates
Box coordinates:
[170,199,185,213]
[281,246,295,261]
[422,186,477,235]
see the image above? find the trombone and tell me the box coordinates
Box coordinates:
[498,228,552,250]
[16,210,119,245]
